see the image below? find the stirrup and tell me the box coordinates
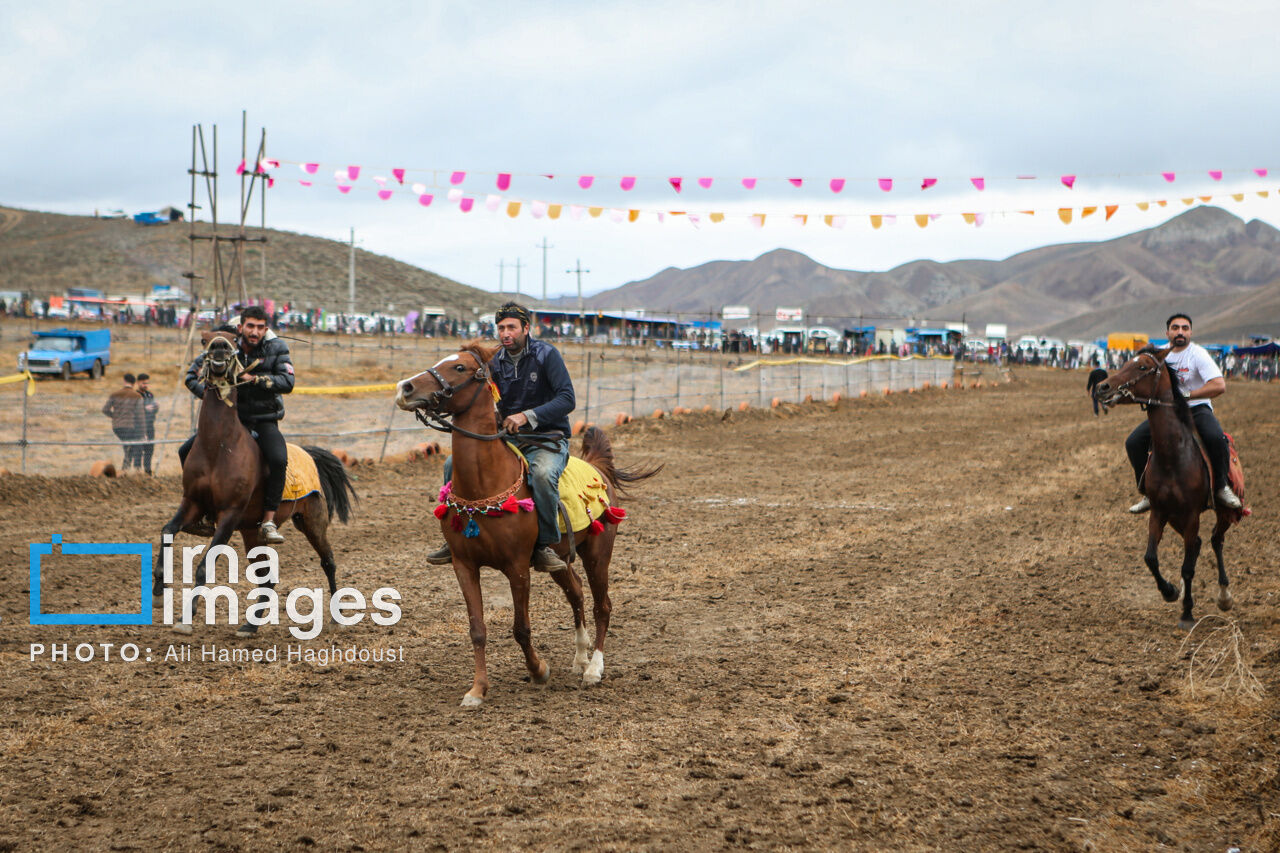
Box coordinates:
[1128,496,1151,514]
[426,543,452,565]
[1216,486,1242,510]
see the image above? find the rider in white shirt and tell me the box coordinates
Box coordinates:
[1124,313,1242,514]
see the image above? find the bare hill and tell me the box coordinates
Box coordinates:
[0,206,492,316]
[566,206,1280,339]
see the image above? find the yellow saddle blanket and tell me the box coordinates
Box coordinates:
[282,443,322,501]
[507,444,611,534]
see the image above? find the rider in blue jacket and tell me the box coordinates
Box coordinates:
[428,301,575,571]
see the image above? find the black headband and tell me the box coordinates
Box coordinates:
[496,305,531,325]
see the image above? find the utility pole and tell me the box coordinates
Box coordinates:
[348,227,356,316]
[513,258,524,298]
[497,259,505,296]
[567,259,590,336]
[537,237,553,302]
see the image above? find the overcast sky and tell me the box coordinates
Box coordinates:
[6,1,1280,304]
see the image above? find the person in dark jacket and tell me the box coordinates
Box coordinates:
[103,373,144,471]
[135,372,159,474]
[178,306,295,543]
[428,301,575,571]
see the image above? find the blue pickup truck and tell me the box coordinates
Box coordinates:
[18,328,112,379]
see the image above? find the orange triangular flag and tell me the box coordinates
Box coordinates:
[1058,208,1073,224]
[1081,206,1097,219]
[1105,205,1118,220]
[1156,200,1167,207]
[961,212,976,224]
[870,215,883,229]
[1181,198,1195,205]
[913,214,928,228]
[627,209,639,222]
[506,202,522,218]
[588,206,603,218]
[794,214,808,226]
[1020,210,1035,216]
[750,214,766,228]
[1198,195,1212,202]
[1258,191,1270,198]
[1232,193,1244,202]
[1137,202,1150,211]
[823,215,834,227]
[548,204,562,219]
[709,212,725,223]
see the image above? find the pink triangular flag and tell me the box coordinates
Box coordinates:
[377,190,392,200]
[669,177,683,193]
[411,182,427,194]
[578,175,594,189]
[298,180,312,187]
[609,209,625,223]
[569,205,585,220]
[697,177,713,189]
[347,166,360,181]
[459,197,474,212]
[531,200,548,218]
[235,160,246,175]
[337,185,352,194]
[485,194,502,211]
[418,194,433,206]
[542,174,555,180]
[789,178,803,187]
[334,169,347,182]
[266,177,274,188]
[829,178,845,193]
[260,158,279,170]
[620,176,636,190]
[1162,172,1176,182]
[496,173,511,191]
[657,212,666,223]
[392,168,405,184]
[1061,175,1076,189]
[301,163,319,174]
[830,216,846,229]
[921,178,937,190]
[1209,170,1223,181]
[447,188,463,202]
[878,178,893,192]
[742,178,757,189]
[373,176,387,187]
[975,213,985,227]
[688,214,701,227]
[750,214,765,228]
[970,177,985,190]
[1254,168,1268,178]
[450,171,466,185]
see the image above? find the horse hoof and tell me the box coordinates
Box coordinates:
[582,651,604,686]
[460,694,484,708]
[1178,618,1198,632]
[1160,583,1180,603]
[173,622,193,636]
[572,654,589,676]
[1217,588,1234,611]
[533,661,552,685]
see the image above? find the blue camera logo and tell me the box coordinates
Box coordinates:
[29,535,153,626]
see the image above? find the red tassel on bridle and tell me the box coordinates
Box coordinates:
[433,504,449,520]
[500,494,519,514]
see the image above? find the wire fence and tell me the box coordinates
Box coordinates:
[0,325,958,475]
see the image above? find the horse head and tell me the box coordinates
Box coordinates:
[1089,346,1172,412]
[396,340,500,418]
[199,331,243,405]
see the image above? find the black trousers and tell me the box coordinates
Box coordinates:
[113,427,142,469]
[178,419,288,511]
[140,428,155,474]
[1125,406,1229,491]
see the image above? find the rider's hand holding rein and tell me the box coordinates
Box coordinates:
[502,412,530,433]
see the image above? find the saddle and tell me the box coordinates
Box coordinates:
[505,443,612,535]
[1138,430,1246,514]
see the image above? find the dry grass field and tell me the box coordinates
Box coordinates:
[1,368,1278,851]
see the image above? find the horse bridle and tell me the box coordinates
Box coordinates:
[200,337,257,407]
[1100,351,1173,411]
[413,352,564,449]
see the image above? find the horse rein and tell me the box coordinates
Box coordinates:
[200,339,263,407]
[412,353,566,450]
[1102,352,1174,411]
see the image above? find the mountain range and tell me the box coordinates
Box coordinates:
[556,206,1280,341]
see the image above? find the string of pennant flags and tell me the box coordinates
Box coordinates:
[240,157,1278,229]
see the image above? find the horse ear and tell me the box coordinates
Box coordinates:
[1155,346,1173,360]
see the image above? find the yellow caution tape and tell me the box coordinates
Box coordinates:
[291,381,400,395]
[0,371,36,395]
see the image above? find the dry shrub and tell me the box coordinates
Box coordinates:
[1179,615,1265,704]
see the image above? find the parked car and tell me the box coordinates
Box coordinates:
[18,328,112,379]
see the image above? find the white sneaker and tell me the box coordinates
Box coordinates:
[1216,486,1242,509]
[1128,496,1151,514]
[259,520,285,544]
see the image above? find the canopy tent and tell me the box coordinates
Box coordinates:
[1233,341,1280,356]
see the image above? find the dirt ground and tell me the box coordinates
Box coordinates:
[2,368,1278,851]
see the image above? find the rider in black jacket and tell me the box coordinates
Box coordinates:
[179,305,295,543]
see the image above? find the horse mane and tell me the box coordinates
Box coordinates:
[1136,345,1193,425]
[460,339,500,367]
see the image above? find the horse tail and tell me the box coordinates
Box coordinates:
[580,425,663,498]
[304,446,357,523]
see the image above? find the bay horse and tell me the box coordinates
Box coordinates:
[155,331,356,636]
[395,341,661,707]
[1088,346,1242,629]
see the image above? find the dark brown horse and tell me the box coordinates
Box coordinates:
[396,341,660,707]
[1089,347,1241,629]
[155,332,356,636]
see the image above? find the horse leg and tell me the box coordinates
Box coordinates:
[154,499,200,595]
[1177,513,1202,631]
[578,536,614,686]
[292,495,338,595]
[453,560,490,707]
[547,561,590,675]
[233,527,275,638]
[505,563,550,687]
[173,512,241,636]
[1144,511,1179,603]
[1210,512,1232,612]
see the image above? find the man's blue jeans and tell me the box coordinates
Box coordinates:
[443,436,570,547]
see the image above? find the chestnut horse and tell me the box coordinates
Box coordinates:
[1088,346,1242,629]
[396,341,660,707]
[155,332,356,636]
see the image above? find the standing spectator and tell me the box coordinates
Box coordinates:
[135,372,160,475]
[102,373,144,471]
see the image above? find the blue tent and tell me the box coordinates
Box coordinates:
[1233,341,1280,356]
